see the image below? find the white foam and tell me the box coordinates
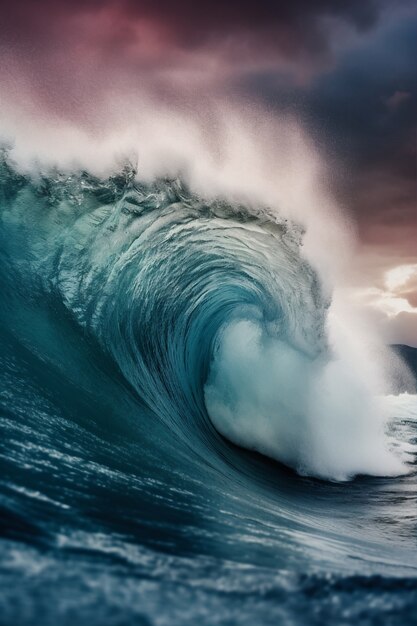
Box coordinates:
[205,314,413,481]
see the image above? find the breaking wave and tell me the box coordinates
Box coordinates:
[0,154,413,482]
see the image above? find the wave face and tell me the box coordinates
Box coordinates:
[0,153,416,625]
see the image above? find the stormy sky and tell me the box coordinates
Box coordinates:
[0,0,416,344]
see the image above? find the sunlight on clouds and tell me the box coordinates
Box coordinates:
[351,287,416,317]
[385,264,417,291]
[375,295,416,317]
[348,263,417,346]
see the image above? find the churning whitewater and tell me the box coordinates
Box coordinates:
[0,151,416,625]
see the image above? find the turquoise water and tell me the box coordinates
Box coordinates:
[0,154,416,625]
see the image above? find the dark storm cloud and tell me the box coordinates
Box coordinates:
[307,14,417,250]
[240,11,416,170]
[0,0,381,57]
[121,0,381,54]
[239,10,417,252]
[306,16,416,169]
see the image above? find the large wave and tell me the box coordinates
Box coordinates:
[0,152,413,481]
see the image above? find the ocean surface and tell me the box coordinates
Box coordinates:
[0,152,416,625]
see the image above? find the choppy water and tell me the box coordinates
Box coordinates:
[0,153,416,625]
